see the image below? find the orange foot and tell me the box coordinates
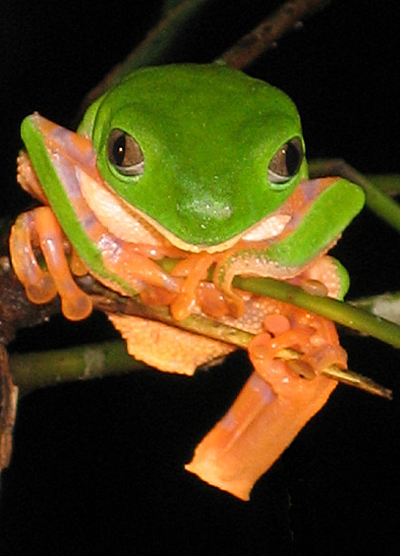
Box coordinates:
[9,206,93,320]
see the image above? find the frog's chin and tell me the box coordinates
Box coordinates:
[115,197,294,253]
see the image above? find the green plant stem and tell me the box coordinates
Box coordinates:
[160,258,400,349]
[9,340,143,393]
[234,276,400,349]
[8,264,400,394]
[309,159,400,234]
[10,280,397,397]
[365,174,400,195]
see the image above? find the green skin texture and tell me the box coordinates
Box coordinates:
[20,64,365,300]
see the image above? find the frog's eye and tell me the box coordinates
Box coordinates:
[268,137,303,185]
[107,129,145,176]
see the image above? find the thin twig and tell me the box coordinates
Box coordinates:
[77,0,331,118]
[235,276,400,349]
[9,340,143,393]
[77,0,213,118]
[365,174,400,196]
[309,159,400,235]
[215,0,331,69]
[86,275,400,351]
[9,338,392,399]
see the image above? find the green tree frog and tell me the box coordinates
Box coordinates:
[10,64,365,500]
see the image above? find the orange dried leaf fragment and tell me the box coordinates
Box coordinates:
[186,365,337,500]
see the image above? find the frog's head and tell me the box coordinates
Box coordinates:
[79,64,307,252]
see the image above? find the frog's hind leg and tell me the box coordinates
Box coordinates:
[9,206,92,320]
[186,304,343,500]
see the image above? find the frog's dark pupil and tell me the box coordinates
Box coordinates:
[114,134,126,166]
[285,141,301,176]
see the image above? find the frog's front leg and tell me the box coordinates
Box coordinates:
[186,301,345,500]
[9,206,93,320]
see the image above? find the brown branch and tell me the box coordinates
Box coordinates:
[216,0,331,69]
[0,258,61,346]
[0,345,18,472]
[77,0,331,119]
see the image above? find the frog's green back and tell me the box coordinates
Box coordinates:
[80,64,306,247]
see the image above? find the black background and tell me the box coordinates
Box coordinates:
[1,1,399,554]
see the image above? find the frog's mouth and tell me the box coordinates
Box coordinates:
[79,165,364,273]
[78,164,296,254]
[25,113,365,265]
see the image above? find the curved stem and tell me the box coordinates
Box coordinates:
[215,0,331,68]
[157,258,400,349]
[309,159,400,234]
[365,174,400,195]
[9,340,141,393]
[234,276,400,349]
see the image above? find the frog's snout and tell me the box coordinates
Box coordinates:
[177,195,233,223]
